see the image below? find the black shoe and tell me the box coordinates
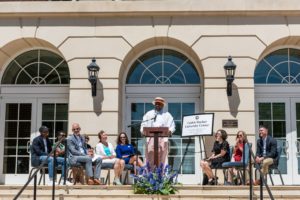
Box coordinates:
[209,177,218,185]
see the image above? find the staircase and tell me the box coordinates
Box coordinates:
[5,185,300,200]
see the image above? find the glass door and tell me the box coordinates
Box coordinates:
[291,98,300,184]
[256,98,300,185]
[126,97,201,184]
[0,98,68,185]
[0,98,37,184]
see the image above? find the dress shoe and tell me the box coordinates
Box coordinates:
[87,178,95,185]
[93,179,103,185]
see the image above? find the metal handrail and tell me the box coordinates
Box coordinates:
[246,142,274,200]
[13,136,67,200]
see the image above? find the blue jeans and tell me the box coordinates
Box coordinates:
[39,156,67,180]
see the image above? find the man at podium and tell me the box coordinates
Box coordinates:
[140,97,175,167]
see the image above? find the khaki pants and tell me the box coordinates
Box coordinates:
[261,158,274,175]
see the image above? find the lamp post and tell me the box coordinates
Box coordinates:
[87,58,100,97]
[224,56,236,96]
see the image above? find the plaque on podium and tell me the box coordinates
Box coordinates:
[143,127,170,167]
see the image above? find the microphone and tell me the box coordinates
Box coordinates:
[153,113,157,122]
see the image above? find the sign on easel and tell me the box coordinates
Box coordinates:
[182,113,214,137]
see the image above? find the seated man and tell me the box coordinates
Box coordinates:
[67,123,102,185]
[31,126,68,185]
[255,125,277,185]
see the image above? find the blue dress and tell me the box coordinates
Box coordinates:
[116,144,135,164]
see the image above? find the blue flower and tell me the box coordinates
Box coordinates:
[132,162,179,195]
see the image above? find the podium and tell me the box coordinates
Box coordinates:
[143,127,170,167]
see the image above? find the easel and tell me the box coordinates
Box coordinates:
[176,136,207,182]
[177,113,214,183]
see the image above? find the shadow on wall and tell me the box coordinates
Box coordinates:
[227,83,240,118]
[93,79,104,116]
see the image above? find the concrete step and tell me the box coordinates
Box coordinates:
[3,185,300,200]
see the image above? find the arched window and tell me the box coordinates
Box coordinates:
[2,49,69,84]
[126,49,200,84]
[254,48,300,84]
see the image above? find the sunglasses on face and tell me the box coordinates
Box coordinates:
[237,134,243,137]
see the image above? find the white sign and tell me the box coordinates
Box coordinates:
[182,113,214,137]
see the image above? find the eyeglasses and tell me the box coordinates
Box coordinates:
[72,128,80,131]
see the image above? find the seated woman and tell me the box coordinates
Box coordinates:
[115,132,143,172]
[200,129,230,185]
[227,130,248,185]
[95,130,125,185]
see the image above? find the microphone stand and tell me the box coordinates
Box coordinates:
[127,117,156,175]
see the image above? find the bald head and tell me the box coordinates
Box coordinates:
[72,123,81,136]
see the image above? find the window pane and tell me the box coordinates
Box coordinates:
[126,49,200,84]
[259,103,271,120]
[19,122,31,138]
[5,122,18,137]
[182,138,195,156]
[182,103,195,116]
[297,121,300,138]
[25,63,38,79]
[273,103,285,120]
[254,48,300,84]
[42,104,55,120]
[2,62,21,84]
[1,49,70,85]
[17,157,29,174]
[131,103,144,120]
[169,138,181,156]
[3,157,16,174]
[4,139,17,155]
[6,104,18,120]
[296,103,300,120]
[168,103,181,120]
[172,122,182,137]
[18,139,30,155]
[19,104,32,120]
[55,121,68,136]
[16,71,32,84]
[56,104,68,120]
[273,121,286,138]
[168,156,181,171]
[182,157,195,174]
[131,126,140,138]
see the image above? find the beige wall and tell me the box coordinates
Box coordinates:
[0,1,300,147]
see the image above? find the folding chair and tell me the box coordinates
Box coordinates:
[268,146,284,185]
[222,143,251,185]
[121,164,134,185]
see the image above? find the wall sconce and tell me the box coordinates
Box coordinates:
[87,58,100,97]
[224,56,236,96]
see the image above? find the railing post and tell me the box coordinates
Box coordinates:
[260,174,263,200]
[64,138,68,185]
[249,143,253,200]
[52,151,56,200]
[243,141,246,184]
[33,173,37,200]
